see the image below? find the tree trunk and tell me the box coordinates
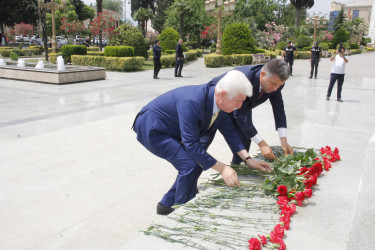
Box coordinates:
[179,12,184,39]
[97,0,103,51]
[0,23,5,46]
[295,7,302,28]
[40,8,49,61]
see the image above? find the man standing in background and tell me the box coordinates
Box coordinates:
[309,41,322,79]
[153,40,162,79]
[175,39,184,77]
[282,41,297,76]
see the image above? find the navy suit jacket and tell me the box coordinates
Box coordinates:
[208,65,287,138]
[133,83,245,170]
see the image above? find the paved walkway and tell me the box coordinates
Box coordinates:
[1,53,375,249]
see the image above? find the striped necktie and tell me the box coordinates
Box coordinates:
[209,111,220,128]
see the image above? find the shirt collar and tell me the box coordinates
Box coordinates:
[213,94,219,114]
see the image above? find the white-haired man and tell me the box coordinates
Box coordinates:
[132,70,271,215]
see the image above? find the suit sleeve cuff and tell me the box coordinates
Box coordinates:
[251,134,263,144]
[278,127,287,138]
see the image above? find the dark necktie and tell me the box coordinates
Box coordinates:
[257,90,264,101]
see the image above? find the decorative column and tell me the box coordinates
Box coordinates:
[205,0,236,54]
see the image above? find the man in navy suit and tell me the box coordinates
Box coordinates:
[133,70,271,215]
[207,59,294,163]
[175,38,184,77]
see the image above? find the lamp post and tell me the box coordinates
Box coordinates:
[205,0,236,54]
[306,14,328,42]
[38,0,66,53]
[352,23,368,45]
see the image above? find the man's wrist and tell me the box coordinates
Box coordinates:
[243,156,252,164]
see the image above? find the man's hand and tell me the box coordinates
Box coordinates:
[212,162,240,188]
[221,165,241,187]
[280,137,294,156]
[258,140,275,159]
[245,158,272,172]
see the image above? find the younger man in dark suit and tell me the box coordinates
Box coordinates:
[206,59,294,162]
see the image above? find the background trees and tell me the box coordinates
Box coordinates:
[290,0,314,27]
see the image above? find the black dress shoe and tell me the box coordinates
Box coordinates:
[157,202,173,215]
[153,77,160,79]
[337,98,343,102]
[178,75,183,77]
[309,76,312,79]
[314,76,317,79]
[326,96,330,101]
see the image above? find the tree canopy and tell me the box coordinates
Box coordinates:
[290,0,314,27]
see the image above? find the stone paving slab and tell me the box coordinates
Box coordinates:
[0,53,375,249]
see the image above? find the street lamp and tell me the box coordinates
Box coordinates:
[205,0,236,54]
[38,0,66,53]
[274,24,288,34]
[306,14,328,42]
[352,23,368,45]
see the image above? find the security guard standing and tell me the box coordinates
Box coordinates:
[309,41,322,79]
[282,41,297,76]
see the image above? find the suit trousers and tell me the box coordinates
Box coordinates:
[175,58,183,76]
[310,58,319,77]
[284,57,294,75]
[153,58,161,77]
[159,131,215,207]
[327,73,345,99]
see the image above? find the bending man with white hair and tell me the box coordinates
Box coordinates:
[132,70,271,215]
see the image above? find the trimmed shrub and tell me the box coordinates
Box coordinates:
[222,23,255,55]
[104,46,134,57]
[332,28,350,48]
[303,46,312,51]
[71,55,145,71]
[61,45,87,63]
[204,53,253,67]
[319,42,329,51]
[87,51,105,56]
[160,55,175,67]
[350,49,362,54]
[87,47,100,51]
[350,43,359,49]
[205,54,225,67]
[189,49,203,57]
[328,42,334,49]
[110,24,148,58]
[365,47,374,51]
[10,52,18,61]
[264,51,277,59]
[29,46,44,55]
[295,35,311,49]
[255,49,265,53]
[184,52,196,62]
[232,54,253,65]
[159,27,180,51]
[295,51,310,59]
[275,49,283,56]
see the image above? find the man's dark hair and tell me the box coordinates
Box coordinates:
[155,40,159,44]
[262,59,290,81]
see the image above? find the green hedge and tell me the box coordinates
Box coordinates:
[87,47,100,51]
[303,46,312,51]
[204,54,253,67]
[295,51,310,59]
[165,50,175,54]
[366,47,374,51]
[29,46,44,55]
[104,46,134,57]
[71,55,144,71]
[255,49,265,53]
[160,55,175,67]
[350,49,362,54]
[61,45,87,63]
[0,48,40,57]
[87,51,105,56]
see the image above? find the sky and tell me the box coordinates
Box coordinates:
[82,0,355,18]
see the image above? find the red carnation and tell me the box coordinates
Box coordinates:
[248,237,261,250]
[258,234,268,246]
[303,188,313,198]
[277,185,288,195]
